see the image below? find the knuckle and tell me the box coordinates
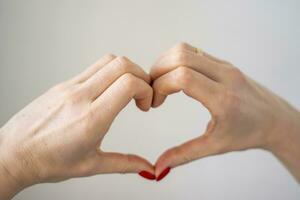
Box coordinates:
[173,51,188,65]
[119,165,128,174]
[174,67,192,87]
[103,53,116,60]
[115,56,132,73]
[115,56,130,66]
[120,63,132,74]
[120,154,133,174]
[120,73,137,89]
[173,42,189,51]
[227,67,246,84]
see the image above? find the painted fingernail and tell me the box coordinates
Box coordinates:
[138,171,156,180]
[156,167,171,181]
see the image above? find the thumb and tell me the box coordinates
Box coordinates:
[155,134,223,177]
[92,151,155,175]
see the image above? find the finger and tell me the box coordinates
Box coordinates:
[151,91,167,108]
[92,73,153,124]
[151,44,227,82]
[160,42,196,56]
[81,56,150,100]
[69,54,116,84]
[152,66,220,110]
[93,151,154,174]
[202,52,231,65]
[170,42,230,64]
[160,42,230,65]
[150,42,195,106]
[155,134,222,177]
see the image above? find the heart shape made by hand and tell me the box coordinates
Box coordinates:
[1,42,275,186]
[130,42,271,182]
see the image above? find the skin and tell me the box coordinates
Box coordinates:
[0,55,155,199]
[150,43,300,183]
[0,43,300,199]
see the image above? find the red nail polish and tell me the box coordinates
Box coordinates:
[156,167,171,181]
[139,171,156,180]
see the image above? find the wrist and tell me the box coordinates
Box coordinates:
[0,131,38,199]
[266,109,300,153]
[0,131,22,199]
[0,161,24,199]
[265,109,300,181]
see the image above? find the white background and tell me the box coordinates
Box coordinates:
[0,0,299,199]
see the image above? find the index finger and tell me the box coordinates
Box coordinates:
[150,43,228,82]
[152,66,221,111]
[91,73,153,126]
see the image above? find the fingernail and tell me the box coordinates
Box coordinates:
[138,171,156,180]
[156,167,171,181]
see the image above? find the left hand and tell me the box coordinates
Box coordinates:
[0,55,154,199]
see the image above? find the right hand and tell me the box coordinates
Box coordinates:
[151,43,300,181]
[0,55,154,198]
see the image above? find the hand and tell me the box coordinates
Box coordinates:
[0,55,155,199]
[151,43,300,182]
